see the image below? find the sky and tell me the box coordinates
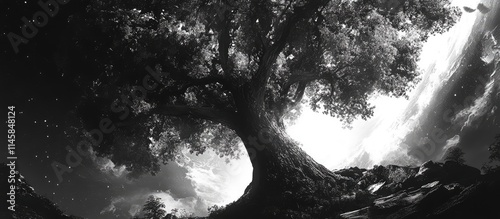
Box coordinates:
[289,0,498,170]
[1,0,500,218]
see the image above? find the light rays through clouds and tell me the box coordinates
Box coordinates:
[453,70,499,131]
[288,0,484,169]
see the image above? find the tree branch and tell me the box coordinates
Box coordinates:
[281,61,353,98]
[166,75,230,97]
[216,2,233,77]
[152,105,238,129]
[281,71,318,97]
[159,57,236,98]
[276,0,293,24]
[250,0,330,105]
[293,82,307,104]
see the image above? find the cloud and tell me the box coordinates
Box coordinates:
[99,192,155,217]
[177,148,252,211]
[453,75,496,131]
[95,158,127,177]
[128,204,142,217]
[86,148,128,178]
[442,135,461,152]
[439,135,462,161]
[98,147,252,217]
[100,189,211,217]
[98,188,181,216]
[151,191,205,216]
[100,197,125,215]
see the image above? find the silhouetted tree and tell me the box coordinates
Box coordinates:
[163,213,177,219]
[483,134,500,172]
[169,208,194,218]
[443,147,465,164]
[489,135,500,161]
[142,196,166,219]
[61,0,461,217]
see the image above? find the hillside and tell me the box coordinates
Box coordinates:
[0,164,83,219]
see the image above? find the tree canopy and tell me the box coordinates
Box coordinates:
[142,195,166,219]
[65,0,461,178]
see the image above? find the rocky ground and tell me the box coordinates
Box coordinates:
[335,161,500,219]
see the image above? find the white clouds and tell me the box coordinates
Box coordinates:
[128,204,142,217]
[95,143,252,218]
[177,148,252,210]
[453,72,497,131]
[480,32,498,64]
[439,135,461,160]
[443,135,461,152]
[84,147,128,178]
[95,158,127,177]
[100,193,147,217]
[150,190,202,216]
[101,190,199,217]
[100,197,125,215]
[99,148,252,217]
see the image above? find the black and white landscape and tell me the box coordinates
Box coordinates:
[2,0,500,218]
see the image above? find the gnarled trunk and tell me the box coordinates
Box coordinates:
[213,108,348,218]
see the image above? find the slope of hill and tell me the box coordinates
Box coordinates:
[0,164,83,219]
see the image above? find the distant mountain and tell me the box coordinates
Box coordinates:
[0,163,83,219]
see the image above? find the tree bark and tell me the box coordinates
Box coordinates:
[214,105,347,218]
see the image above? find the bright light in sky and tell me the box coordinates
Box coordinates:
[287,3,483,170]
[287,95,410,169]
[178,148,252,206]
[162,1,486,216]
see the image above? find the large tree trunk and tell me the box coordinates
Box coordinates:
[212,107,349,218]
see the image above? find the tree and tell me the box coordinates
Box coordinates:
[142,196,166,219]
[357,0,462,38]
[169,208,194,218]
[163,213,177,219]
[483,134,500,172]
[489,134,500,162]
[61,0,461,217]
[442,147,466,164]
